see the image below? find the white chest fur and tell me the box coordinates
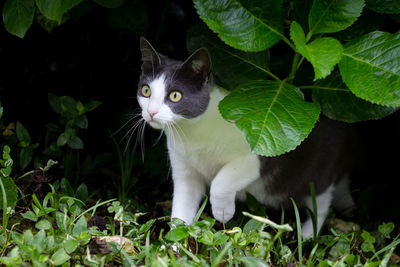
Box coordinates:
[166,86,252,182]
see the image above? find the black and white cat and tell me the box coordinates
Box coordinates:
[137,37,356,238]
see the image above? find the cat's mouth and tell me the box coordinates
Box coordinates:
[147,119,163,130]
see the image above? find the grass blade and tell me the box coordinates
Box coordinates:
[211,242,232,267]
[291,198,303,264]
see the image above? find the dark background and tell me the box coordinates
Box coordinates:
[1,0,400,228]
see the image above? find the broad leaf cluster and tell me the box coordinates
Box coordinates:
[191,0,400,156]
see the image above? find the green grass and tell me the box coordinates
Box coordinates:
[0,185,399,266]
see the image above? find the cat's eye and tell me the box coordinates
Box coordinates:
[169,91,182,102]
[141,85,151,97]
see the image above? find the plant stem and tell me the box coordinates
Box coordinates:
[281,36,296,51]
[288,52,301,83]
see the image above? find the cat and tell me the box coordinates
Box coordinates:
[136,37,357,238]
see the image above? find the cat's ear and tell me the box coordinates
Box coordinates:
[179,48,211,81]
[140,37,161,73]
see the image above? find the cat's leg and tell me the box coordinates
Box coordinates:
[210,154,260,223]
[170,153,206,225]
[302,185,334,239]
[331,176,355,218]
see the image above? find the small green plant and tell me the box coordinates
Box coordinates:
[46,94,101,186]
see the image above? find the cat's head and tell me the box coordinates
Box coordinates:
[137,37,211,129]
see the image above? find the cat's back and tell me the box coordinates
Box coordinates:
[259,116,360,203]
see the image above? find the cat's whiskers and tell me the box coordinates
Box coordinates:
[120,117,144,145]
[153,127,165,146]
[122,118,145,155]
[171,123,187,145]
[139,119,147,160]
[111,111,142,137]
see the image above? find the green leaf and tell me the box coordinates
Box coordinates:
[243,219,265,234]
[165,226,189,242]
[378,222,395,238]
[43,159,58,172]
[0,177,18,209]
[84,100,102,113]
[24,229,33,244]
[21,210,38,221]
[219,80,320,156]
[187,24,271,90]
[198,230,214,245]
[3,146,11,156]
[75,183,88,202]
[35,0,84,23]
[33,230,46,253]
[67,136,84,149]
[57,133,68,146]
[11,231,24,245]
[35,219,52,230]
[48,93,62,113]
[73,216,87,236]
[16,121,31,146]
[290,21,343,80]
[339,31,400,107]
[308,0,365,35]
[193,0,284,52]
[312,71,397,122]
[74,115,88,129]
[365,0,400,14]
[212,232,229,245]
[1,166,12,177]
[139,219,156,234]
[239,256,269,267]
[2,0,35,38]
[76,101,85,115]
[59,96,79,118]
[361,231,376,253]
[20,147,33,170]
[51,248,70,265]
[61,178,74,196]
[332,10,384,42]
[63,238,79,254]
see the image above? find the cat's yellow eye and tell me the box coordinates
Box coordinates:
[141,85,151,97]
[169,91,182,102]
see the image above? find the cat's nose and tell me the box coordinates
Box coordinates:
[148,110,158,118]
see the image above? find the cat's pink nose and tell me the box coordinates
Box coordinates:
[148,110,158,118]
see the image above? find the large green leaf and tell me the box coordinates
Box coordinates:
[365,0,400,14]
[290,21,343,80]
[312,72,398,122]
[36,0,84,23]
[0,177,18,209]
[193,0,284,52]
[339,31,400,107]
[187,24,271,90]
[2,0,35,38]
[332,10,384,42]
[309,0,365,35]
[219,80,320,156]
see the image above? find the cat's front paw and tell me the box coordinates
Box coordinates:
[210,193,236,223]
